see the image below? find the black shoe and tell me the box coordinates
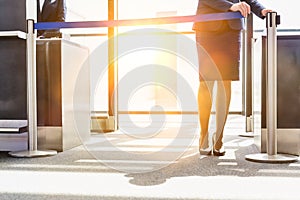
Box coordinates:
[213,148,226,156]
[199,148,212,155]
[212,133,225,156]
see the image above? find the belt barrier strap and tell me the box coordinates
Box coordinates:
[34,12,243,30]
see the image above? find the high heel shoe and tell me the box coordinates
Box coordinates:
[199,147,212,155]
[212,134,225,156]
[213,148,225,156]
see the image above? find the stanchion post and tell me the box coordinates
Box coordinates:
[240,14,255,137]
[245,12,298,163]
[266,12,278,156]
[9,19,57,158]
[27,19,38,152]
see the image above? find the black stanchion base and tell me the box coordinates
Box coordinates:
[245,153,298,163]
[8,150,57,158]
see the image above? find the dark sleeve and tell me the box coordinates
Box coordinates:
[201,0,234,12]
[244,0,266,19]
[57,0,66,22]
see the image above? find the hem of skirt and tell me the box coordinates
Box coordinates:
[199,78,240,82]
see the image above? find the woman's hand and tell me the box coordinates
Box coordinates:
[230,2,251,17]
[261,9,273,17]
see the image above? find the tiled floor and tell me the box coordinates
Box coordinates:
[0,115,299,200]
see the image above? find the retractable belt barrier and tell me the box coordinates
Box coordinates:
[34,12,243,30]
[9,11,244,158]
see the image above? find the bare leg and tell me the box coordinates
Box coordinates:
[214,80,231,150]
[198,81,214,149]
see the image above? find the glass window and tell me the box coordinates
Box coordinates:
[117,0,242,113]
[65,0,109,112]
[117,0,198,112]
[64,0,250,113]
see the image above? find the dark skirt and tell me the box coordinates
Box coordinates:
[196,27,241,81]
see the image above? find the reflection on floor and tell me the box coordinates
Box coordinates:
[0,115,299,200]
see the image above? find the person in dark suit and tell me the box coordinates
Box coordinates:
[193,0,272,156]
[37,0,66,38]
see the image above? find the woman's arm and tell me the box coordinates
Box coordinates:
[57,0,66,22]
[244,0,269,18]
[201,0,272,18]
[230,0,272,18]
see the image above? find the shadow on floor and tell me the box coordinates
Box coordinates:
[125,144,300,186]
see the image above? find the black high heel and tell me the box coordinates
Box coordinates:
[213,148,225,156]
[212,134,225,156]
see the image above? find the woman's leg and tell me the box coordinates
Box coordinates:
[198,81,214,149]
[214,80,232,150]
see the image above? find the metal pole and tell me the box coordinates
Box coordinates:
[9,19,57,157]
[246,14,253,133]
[245,12,298,163]
[240,14,255,137]
[27,19,38,151]
[266,12,277,155]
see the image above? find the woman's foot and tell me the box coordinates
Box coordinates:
[212,133,225,156]
[199,147,212,155]
[213,147,226,156]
